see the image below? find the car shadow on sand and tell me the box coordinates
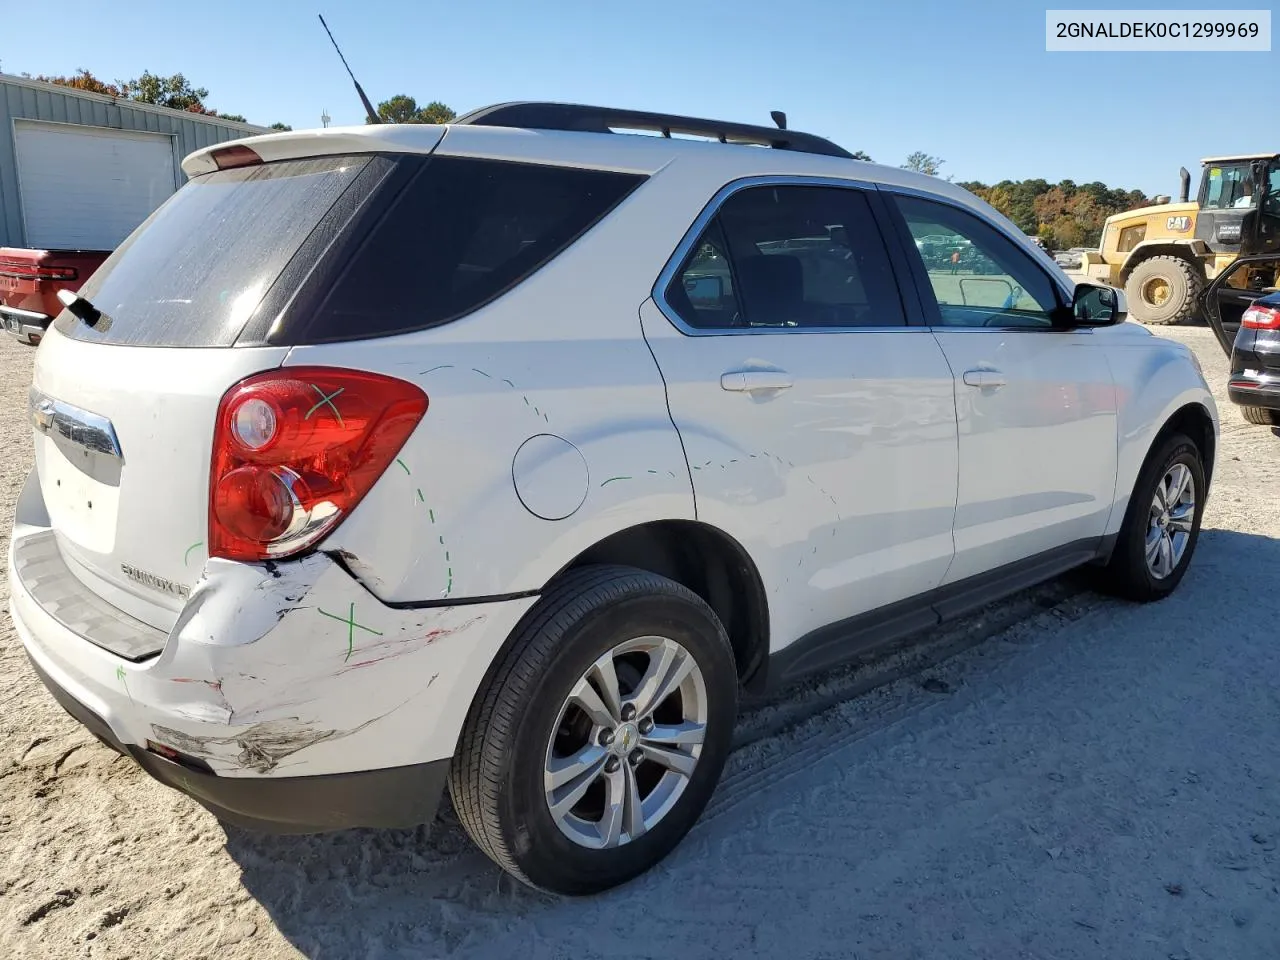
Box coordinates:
[223,525,1280,959]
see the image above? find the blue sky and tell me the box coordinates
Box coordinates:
[3,0,1275,194]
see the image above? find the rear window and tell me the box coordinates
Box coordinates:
[55,153,644,347]
[55,156,373,347]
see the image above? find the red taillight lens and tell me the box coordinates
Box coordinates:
[1242,304,1280,330]
[209,367,428,562]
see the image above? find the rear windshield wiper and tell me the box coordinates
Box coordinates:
[57,289,109,329]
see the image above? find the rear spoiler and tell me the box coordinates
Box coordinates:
[182,125,448,177]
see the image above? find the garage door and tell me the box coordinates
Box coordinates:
[15,120,178,250]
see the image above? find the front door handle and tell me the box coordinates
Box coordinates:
[721,370,794,393]
[962,369,1008,389]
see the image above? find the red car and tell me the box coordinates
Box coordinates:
[0,247,110,345]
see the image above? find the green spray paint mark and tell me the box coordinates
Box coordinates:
[396,458,411,476]
[428,508,436,523]
[115,665,132,703]
[600,476,631,487]
[416,489,425,503]
[419,364,454,375]
[183,541,203,567]
[304,385,345,425]
[471,368,492,379]
[318,602,383,662]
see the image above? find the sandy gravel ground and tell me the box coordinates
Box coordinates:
[2,325,1279,959]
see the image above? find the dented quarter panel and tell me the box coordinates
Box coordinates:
[282,168,708,603]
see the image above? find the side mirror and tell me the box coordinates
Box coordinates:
[1061,282,1125,327]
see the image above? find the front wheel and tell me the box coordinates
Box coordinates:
[449,565,738,895]
[1124,255,1204,325]
[1100,433,1206,601]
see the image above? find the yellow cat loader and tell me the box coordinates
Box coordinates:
[1079,153,1280,325]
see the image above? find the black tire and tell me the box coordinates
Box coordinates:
[1240,405,1280,426]
[448,564,738,895]
[1099,432,1206,602]
[1124,255,1204,326]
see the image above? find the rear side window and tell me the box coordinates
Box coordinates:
[294,157,645,343]
[666,184,905,330]
[55,156,372,347]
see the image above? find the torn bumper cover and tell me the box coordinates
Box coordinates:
[25,651,451,833]
[8,530,538,833]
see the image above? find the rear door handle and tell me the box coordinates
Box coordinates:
[961,369,1008,389]
[720,370,794,393]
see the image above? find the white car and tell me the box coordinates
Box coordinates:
[9,103,1218,895]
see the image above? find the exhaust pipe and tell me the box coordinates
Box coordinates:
[1178,167,1191,203]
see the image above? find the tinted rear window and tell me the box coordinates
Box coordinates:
[289,156,645,343]
[55,156,373,347]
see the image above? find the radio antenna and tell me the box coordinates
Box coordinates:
[318,14,381,124]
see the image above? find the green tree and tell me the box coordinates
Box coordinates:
[217,113,247,123]
[270,122,293,131]
[370,95,456,124]
[124,71,209,112]
[902,151,944,177]
[851,150,873,162]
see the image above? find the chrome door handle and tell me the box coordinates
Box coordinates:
[961,369,1008,389]
[720,370,794,393]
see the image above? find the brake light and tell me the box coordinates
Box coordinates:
[1242,304,1280,329]
[209,367,428,562]
[210,145,263,170]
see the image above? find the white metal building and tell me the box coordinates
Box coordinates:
[0,74,267,251]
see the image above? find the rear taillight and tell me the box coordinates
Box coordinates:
[1242,304,1280,330]
[209,367,428,562]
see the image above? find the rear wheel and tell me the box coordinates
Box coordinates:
[1124,255,1204,325]
[1240,405,1280,426]
[1099,433,1205,602]
[449,565,738,895]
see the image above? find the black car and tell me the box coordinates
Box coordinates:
[1226,289,1280,425]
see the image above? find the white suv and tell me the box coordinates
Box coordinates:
[9,103,1217,895]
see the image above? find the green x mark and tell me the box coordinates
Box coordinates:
[319,602,383,661]
[304,385,345,426]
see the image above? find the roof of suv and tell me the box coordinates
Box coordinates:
[180,102,1033,255]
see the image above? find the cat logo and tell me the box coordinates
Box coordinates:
[1166,215,1191,233]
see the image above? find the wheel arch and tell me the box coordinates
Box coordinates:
[549,520,771,693]
[1154,401,1217,488]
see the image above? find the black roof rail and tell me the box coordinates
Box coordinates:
[451,102,854,160]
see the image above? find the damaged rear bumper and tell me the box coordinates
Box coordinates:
[8,489,539,832]
[25,651,450,833]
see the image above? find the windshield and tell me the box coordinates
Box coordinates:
[54,156,372,347]
[1201,162,1256,210]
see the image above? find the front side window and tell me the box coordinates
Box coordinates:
[894,194,1061,329]
[666,184,905,330]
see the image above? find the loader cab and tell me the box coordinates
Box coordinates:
[1194,154,1280,258]
[1201,155,1280,355]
